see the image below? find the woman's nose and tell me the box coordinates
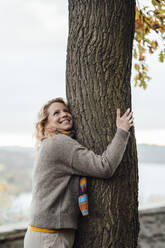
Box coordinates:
[61,111,67,117]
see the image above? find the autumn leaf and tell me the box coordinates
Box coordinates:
[159,50,164,62]
[139,55,145,61]
[151,41,158,49]
[142,64,148,71]
[149,47,154,54]
[134,64,140,71]
[134,49,138,59]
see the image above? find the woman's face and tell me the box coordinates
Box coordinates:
[46,102,73,131]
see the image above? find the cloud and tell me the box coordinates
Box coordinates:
[0,0,68,137]
[0,0,68,49]
[0,0,165,144]
[24,0,68,33]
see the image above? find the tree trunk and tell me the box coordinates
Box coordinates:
[66,0,139,247]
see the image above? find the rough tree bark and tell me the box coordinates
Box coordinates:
[66,0,139,247]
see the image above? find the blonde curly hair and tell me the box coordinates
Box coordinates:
[35,97,68,148]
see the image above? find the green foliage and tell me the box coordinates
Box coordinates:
[134,0,165,88]
[159,48,165,62]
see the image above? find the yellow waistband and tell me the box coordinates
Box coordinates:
[29,225,75,233]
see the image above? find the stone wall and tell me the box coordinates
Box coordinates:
[138,207,165,248]
[0,222,27,248]
[0,207,165,248]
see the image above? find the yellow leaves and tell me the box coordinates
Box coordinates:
[152,0,159,7]
[134,63,151,89]
[149,47,154,54]
[148,41,158,54]
[137,44,146,61]
[135,7,140,21]
[154,9,164,18]
[159,26,165,33]
[135,8,144,33]
[152,0,156,6]
[151,41,158,49]
[134,48,138,59]
[133,3,165,88]
[134,64,140,71]
[139,55,145,61]
[142,64,148,71]
[159,51,164,62]
[135,22,143,31]
[152,0,165,8]
[159,49,165,62]
[151,20,163,32]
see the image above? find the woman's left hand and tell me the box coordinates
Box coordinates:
[116,108,134,132]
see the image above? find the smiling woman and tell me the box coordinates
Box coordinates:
[24,97,133,248]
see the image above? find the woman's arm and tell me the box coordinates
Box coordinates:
[70,127,130,178]
[45,108,133,178]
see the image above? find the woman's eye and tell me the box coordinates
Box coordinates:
[53,111,59,115]
[64,110,69,113]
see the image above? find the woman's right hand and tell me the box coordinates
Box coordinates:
[116,108,134,132]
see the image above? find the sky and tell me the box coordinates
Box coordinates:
[0,0,165,147]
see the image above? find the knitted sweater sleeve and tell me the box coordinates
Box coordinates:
[45,127,130,178]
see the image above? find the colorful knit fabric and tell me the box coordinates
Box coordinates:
[78,177,88,216]
[55,128,89,216]
[55,128,75,138]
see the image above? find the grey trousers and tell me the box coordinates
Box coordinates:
[24,228,75,248]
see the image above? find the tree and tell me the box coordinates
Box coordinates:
[134,0,165,88]
[66,0,139,247]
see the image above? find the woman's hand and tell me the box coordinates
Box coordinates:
[116,108,134,132]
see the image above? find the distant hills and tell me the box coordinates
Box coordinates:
[0,143,164,196]
[137,144,165,164]
[0,143,165,165]
[0,146,35,194]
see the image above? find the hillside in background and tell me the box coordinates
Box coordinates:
[0,146,34,195]
[0,143,165,196]
[137,144,165,164]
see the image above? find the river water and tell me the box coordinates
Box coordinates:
[139,162,165,209]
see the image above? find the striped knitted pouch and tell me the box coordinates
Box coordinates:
[55,128,89,216]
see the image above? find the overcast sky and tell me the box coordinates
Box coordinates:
[0,0,165,146]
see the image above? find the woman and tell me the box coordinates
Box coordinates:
[24,97,133,248]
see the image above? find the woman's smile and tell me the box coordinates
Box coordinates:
[59,119,70,124]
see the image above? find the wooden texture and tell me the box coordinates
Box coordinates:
[66,0,139,247]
